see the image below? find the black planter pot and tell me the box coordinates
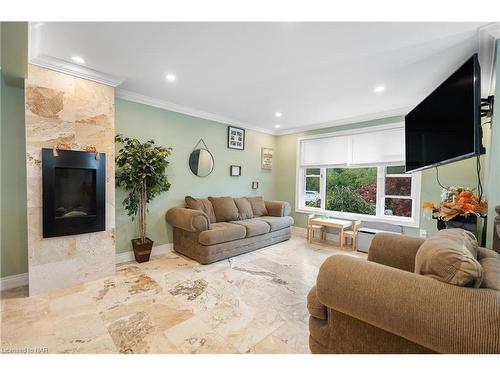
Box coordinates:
[436,215,477,233]
[131,237,153,263]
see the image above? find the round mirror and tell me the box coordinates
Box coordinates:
[189,148,214,177]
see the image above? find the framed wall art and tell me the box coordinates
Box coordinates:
[227,126,245,150]
[261,147,273,169]
[230,165,241,176]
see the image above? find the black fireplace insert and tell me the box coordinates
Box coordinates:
[42,148,106,238]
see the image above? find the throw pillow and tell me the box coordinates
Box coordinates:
[208,196,239,222]
[415,229,483,287]
[246,196,268,217]
[234,198,254,220]
[185,196,217,224]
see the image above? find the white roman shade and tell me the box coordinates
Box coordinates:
[300,135,349,166]
[350,127,405,166]
[299,125,405,167]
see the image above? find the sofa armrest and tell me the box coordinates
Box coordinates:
[316,254,500,353]
[166,208,209,232]
[368,233,424,272]
[307,286,327,320]
[264,200,291,217]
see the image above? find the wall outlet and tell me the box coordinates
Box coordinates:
[419,229,427,238]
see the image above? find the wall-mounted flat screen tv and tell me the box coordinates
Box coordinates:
[405,54,483,173]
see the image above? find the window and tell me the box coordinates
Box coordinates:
[304,168,321,208]
[297,125,421,226]
[383,166,413,218]
[325,167,377,215]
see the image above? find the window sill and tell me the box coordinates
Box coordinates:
[295,207,420,228]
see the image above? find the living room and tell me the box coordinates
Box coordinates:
[1,1,500,372]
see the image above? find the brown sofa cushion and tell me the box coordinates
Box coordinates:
[479,258,500,291]
[185,196,217,224]
[246,196,268,217]
[208,196,239,222]
[478,247,500,261]
[478,249,500,291]
[256,215,294,232]
[198,222,247,246]
[415,229,483,287]
[234,197,254,220]
[230,218,270,237]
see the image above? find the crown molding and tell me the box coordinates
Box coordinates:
[115,88,275,135]
[29,54,126,87]
[478,22,499,98]
[274,107,411,136]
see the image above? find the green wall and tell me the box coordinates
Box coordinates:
[0,39,498,277]
[274,116,486,239]
[115,98,276,253]
[0,75,27,277]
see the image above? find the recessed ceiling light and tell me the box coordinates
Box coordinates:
[165,73,176,82]
[275,124,281,129]
[71,56,85,64]
[275,112,282,117]
[374,85,385,93]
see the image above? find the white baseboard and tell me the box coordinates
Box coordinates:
[0,243,174,291]
[0,272,29,291]
[292,225,340,242]
[115,243,173,264]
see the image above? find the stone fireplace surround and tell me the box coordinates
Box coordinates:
[25,65,116,296]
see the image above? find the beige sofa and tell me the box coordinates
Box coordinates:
[166,196,293,264]
[308,229,500,354]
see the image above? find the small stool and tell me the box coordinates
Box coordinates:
[308,224,326,242]
[307,214,326,243]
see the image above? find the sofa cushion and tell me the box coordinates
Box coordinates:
[230,218,270,237]
[256,215,294,232]
[246,196,268,217]
[198,222,247,246]
[415,229,483,287]
[479,258,500,291]
[185,196,217,224]
[234,198,254,220]
[208,196,239,222]
[478,249,500,291]
[478,247,500,261]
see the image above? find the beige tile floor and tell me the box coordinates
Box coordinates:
[1,235,366,354]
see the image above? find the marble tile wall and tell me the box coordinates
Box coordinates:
[25,65,116,296]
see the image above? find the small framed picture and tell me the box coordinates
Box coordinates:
[230,165,241,176]
[227,126,245,150]
[261,147,273,169]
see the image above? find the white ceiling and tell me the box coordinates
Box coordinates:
[30,22,493,134]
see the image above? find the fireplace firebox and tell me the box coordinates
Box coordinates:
[42,148,106,238]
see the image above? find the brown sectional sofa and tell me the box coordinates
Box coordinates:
[308,229,500,354]
[166,196,294,264]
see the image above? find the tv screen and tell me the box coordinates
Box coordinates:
[405,54,482,173]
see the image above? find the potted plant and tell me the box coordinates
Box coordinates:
[115,134,172,263]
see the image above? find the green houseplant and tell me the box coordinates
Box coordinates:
[115,134,172,262]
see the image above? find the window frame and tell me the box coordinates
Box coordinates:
[295,125,421,228]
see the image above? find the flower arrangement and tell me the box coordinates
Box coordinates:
[422,186,487,221]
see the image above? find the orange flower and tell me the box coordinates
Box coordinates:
[462,203,475,211]
[422,202,434,209]
[459,191,473,202]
